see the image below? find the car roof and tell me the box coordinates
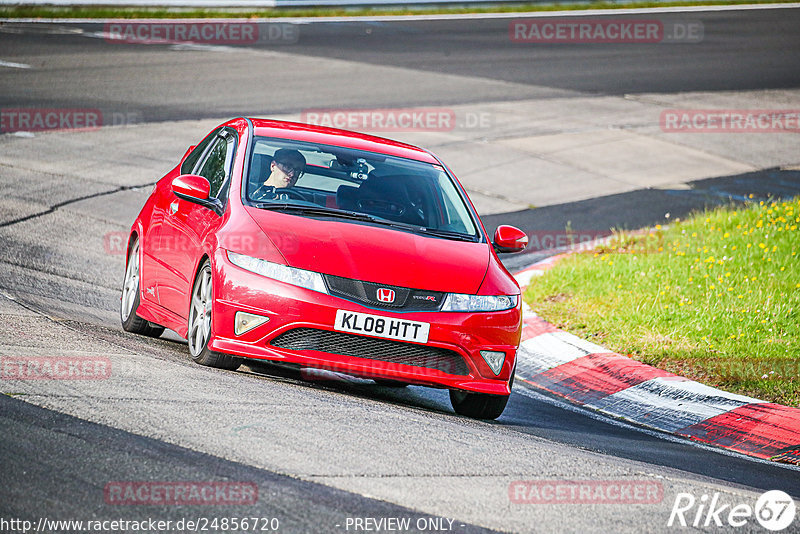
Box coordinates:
[247,118,440,165]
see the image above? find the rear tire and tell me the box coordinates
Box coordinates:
[374,379,408,388]
[187,260,242,371]
[120,237,165,338]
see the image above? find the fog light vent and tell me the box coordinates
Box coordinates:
[480,350,505,375]
[234,312,269,336]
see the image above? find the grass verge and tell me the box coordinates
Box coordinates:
[523,197,799,406]
[0,0,796,19]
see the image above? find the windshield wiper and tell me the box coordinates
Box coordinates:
[252,203,380,223]
[416,227,480,242]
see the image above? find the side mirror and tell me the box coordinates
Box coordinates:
[172,174,210,200]
[171,174,223,215]
[493,225,528,254]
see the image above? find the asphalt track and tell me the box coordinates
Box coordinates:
[1,7,800,533]
[1,8,799,121]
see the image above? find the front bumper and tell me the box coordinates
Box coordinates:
[209,249,521,395]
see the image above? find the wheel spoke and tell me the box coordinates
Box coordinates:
[190,314,200,334]
[191,295,202,314]
[188,265,213,358]
[121,241,140,321]
[191,331,201,354]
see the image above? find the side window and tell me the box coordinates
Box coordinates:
[181,127,222,175]
[197,135,234,198]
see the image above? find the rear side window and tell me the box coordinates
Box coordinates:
[197,134,235,199]
[181,127,222,175]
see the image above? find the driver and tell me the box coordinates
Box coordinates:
[251,148,306,200]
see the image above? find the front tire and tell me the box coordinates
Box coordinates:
[187,260,242,371]
[120,237,165,338]
[449,390,510,420]
[450,370,513,420]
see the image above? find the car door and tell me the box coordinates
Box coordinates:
[146,127,221,308]
[157,128,236,319]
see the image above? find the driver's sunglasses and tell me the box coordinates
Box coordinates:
[275,160,304,180]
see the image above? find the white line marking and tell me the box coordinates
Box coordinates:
[588,377,764,432]
[1,3,798,24]
[518,330,606,374]
[0,60,31,69]
[513,382,800,472]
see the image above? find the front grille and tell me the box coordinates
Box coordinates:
[324,274,444,311]
[270,328,469,376]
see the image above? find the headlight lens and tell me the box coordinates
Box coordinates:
[226,251,328,294]
[441,294,518,312]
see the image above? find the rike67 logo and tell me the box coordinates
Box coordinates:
[668,490,796,531]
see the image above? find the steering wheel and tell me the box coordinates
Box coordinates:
[274,188,312,202]
[357,198,424,225]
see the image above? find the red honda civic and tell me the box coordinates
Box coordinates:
[121,118,528,419]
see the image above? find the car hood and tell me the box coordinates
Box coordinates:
[245,207,489,294]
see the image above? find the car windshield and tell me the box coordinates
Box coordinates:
[244,136,479,239]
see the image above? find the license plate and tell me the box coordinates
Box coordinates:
[334,310,430,344]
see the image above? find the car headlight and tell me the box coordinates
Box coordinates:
[441,294,518,312]
[226,251,328,294]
